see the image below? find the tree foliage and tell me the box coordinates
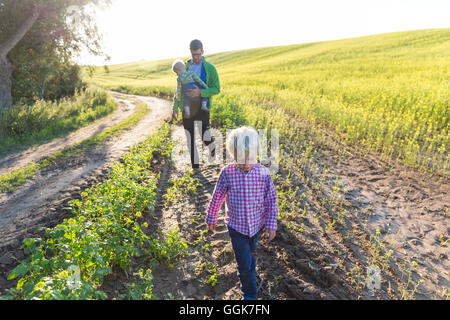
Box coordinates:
[0,0,110,104]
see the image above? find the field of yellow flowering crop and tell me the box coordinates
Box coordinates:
[89,29,449,176]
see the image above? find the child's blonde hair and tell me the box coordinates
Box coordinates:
[172,59,186,74]
[226,126,260,164]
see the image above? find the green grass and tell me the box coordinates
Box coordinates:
[0,87,117,156]
[0,164,40,193]
[0,102,151,193]
[88,29,450,175]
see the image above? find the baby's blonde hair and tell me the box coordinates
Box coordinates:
[172,59,186,74]
[226,126,260,163]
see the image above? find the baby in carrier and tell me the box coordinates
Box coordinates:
[172,59,209,118]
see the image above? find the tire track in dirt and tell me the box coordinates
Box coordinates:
[0,93,172,291]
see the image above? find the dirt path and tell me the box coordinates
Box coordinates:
[0,93,172,286]
[146,127,257,299]
[145,127,357,300]
[0,92,138,177]
[146,128,237,300]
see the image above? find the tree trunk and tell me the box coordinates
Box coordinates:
[0,57,13,112]
[0,4,41,111]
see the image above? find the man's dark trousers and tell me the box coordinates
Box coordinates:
[182,100,215,168]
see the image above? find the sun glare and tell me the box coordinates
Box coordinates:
[81,0,450,65]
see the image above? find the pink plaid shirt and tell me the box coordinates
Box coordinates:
[206,162,279,237]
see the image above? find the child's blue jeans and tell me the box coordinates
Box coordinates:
[183,82,208,107]
[228,226,263,300]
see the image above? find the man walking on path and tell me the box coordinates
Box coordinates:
[172,39,220,169]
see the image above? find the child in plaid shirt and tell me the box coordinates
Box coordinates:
[172,59,209,118]
[206,126,279,300]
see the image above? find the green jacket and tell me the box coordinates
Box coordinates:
[172,57,220,112]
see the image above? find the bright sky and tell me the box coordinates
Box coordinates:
[79,0,450,66]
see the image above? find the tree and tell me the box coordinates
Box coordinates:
[0,0,110,111]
